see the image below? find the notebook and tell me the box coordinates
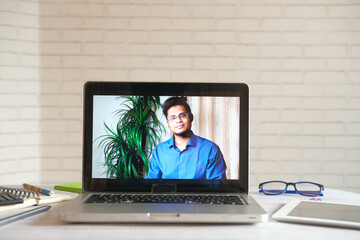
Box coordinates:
[60,82,268,223]
[0,186,73,212]
[54,182,82,194]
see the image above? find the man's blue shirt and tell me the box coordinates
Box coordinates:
[146,134,227,179]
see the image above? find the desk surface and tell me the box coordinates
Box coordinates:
[1,187,360,240]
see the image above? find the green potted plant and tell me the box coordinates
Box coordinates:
[97,96,165,179]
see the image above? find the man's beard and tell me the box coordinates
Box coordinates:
[174,129,193,138]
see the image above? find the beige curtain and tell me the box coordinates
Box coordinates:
[189,97,240,179]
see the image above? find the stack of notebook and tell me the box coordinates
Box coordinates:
[0,186,73,211]
[0,185,75,225]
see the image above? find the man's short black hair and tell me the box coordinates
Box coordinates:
[162,96,192,118]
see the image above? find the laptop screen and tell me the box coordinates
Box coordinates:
[83,82,249,193]
[92,95,239,180]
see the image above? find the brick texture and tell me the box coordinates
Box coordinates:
[1,0,359,192]
[0,0,41,184]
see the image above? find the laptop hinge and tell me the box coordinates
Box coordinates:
[151,184,177,193]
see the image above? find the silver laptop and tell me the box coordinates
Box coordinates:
[60,82,268,223]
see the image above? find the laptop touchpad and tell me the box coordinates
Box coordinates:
[131,204,197,213]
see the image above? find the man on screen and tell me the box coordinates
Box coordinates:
[146,96,227,179]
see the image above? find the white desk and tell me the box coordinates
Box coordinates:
[1,188,359,240]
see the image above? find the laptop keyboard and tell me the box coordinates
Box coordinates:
[85,194,244,205]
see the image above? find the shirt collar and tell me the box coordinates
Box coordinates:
[168,131,196,149]
[169,135,175,148]
[187,134,196,147]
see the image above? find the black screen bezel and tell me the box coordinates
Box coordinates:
[83,82,249,193]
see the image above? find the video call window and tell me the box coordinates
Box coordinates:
[92,95,240,180]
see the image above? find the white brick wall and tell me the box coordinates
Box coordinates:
[1,0,359,192]
[0,0,41,184]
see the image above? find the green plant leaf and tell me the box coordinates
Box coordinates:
[95,95,166,179]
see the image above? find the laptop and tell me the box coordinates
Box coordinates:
[60,82,268,223]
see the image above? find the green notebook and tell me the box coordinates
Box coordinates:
[54,182,82,194]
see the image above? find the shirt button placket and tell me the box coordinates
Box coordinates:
[178,150,183,178]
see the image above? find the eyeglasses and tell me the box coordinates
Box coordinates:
[167,112,191,122]
[258,181,324,197]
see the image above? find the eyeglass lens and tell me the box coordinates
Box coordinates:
[295,182,321,196]
[261,181,321,196]
[261,182,287,195]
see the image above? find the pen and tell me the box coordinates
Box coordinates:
[0,205,51,226]
[22,183,54,196]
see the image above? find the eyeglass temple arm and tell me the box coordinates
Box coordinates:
[284,189,324,196]
[259,188,324,196]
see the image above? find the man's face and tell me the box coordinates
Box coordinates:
[166,105,192,136]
